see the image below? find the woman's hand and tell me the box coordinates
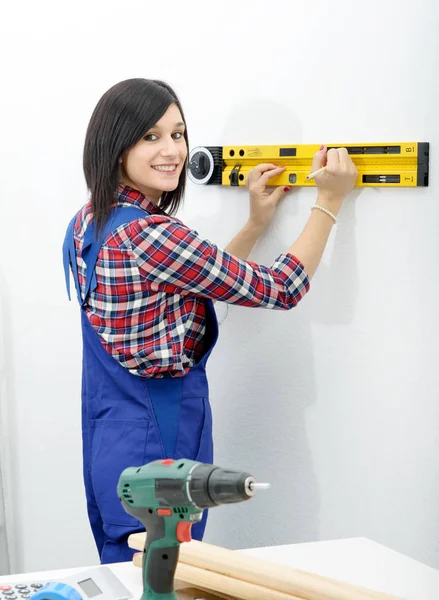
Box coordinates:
[246,164,290,231]
[312,146,358,214]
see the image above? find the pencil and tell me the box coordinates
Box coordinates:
[306,166,327,180]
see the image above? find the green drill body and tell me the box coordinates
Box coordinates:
[117,459,258,600]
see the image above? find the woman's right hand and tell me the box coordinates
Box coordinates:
[312,145,358,212]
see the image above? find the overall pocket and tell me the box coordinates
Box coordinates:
[89,418,162,526]
[174,397,214,464]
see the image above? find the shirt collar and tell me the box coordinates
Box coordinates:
[117,184,164,215]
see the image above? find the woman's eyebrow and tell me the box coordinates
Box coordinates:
[149,121,185,130]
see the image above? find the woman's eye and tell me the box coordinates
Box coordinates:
[144,132,184,142]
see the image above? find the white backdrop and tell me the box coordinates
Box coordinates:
[0,0,438,574]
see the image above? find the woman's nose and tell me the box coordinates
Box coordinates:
[160,137,178,157]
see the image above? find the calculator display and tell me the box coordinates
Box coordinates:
[77,579,102,598]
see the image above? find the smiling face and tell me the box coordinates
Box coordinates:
[120,103,187,203]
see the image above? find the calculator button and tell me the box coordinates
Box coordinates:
[15,587,27,591]
[4,592,16,596]
[7,596,17,599]
[30,587,43,590]
[20,595,30,598]
[0,589,11,592]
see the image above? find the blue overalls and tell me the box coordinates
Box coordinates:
[63,206,218,564]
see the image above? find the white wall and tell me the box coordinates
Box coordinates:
[1,0,438,574]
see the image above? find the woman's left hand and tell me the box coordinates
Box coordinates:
[246,163,291,231]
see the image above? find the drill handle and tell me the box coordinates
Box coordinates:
[142,521,180,600]
[122,503,180,600]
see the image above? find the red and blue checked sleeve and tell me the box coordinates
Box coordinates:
[127,217,310,309]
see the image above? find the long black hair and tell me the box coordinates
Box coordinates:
[83,78,188,235]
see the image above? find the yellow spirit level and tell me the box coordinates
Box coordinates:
[188,142,429,188]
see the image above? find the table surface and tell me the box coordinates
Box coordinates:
[1,537,438,600]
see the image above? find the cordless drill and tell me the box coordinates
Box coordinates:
[117,458,269,600]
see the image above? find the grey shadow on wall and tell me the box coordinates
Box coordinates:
[0,269,21,574]
[187,95,360,549]
[304,192,361,325]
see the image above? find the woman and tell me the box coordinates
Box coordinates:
[63,78,357,564]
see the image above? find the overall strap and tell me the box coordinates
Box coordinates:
[62,214,81,304]
[63,206,148,307]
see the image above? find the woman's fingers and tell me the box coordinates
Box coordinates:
[247,164,285,187]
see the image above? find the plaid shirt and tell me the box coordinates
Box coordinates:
[73,185,310,378]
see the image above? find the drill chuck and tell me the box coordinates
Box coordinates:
[188,464,256,508]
